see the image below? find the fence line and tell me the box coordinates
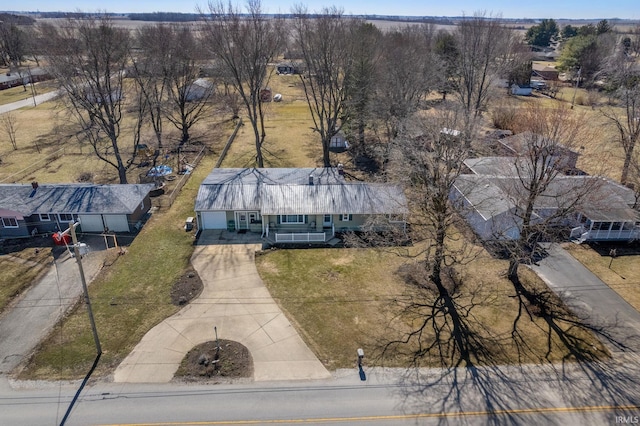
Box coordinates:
[155,145,207,209]
[215,118,243,169]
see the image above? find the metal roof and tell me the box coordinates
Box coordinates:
[196,168,408,215]
[454,174,639,222]
[0,183,154,216]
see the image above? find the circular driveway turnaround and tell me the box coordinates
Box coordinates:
[114,243,331,383]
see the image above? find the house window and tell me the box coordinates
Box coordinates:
[39,214,51,221]
[280,215,306,224]
[611,222,622,231]
[1,217,18,228]
[593,222,607,231]
[58,213,73,222]
[341,214,352,222]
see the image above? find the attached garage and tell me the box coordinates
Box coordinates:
[200,211,228,229]
[103,214,130,233]
[78,214,105,233]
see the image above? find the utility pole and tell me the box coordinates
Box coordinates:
[570,67,581,109]
[59,221,102,426]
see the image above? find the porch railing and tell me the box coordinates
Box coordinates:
[275,232,326,243]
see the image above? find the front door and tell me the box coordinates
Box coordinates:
[323,214,333,228]
[236,211,258,230]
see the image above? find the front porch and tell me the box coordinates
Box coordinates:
[196,229,341,247]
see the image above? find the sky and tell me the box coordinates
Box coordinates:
[7,0,640,20]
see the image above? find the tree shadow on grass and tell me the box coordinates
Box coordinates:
[373,265,640,425]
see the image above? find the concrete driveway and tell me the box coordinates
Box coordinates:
[530,243,640,354]
[114,243,330,383]
[0,237,108,374]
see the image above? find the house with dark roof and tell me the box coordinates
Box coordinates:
[194,168,408,244]
[532,63,559,81]
[451,157,640,242]
[497,131,581,171]
[0,183,154,239]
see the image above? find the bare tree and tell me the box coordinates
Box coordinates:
[201,0,284,167]
[448,12,521,146]
[131,24,171,162]
[343,22,381,146]
[163,25,213,147]
[292,6,356,167]
[348,108,489,367]
[491,105,593,281]
[0,20,26,67]
[600,42,640,186]
[38,15,136,184]
[371,25,439,144]
[1,112,18,150]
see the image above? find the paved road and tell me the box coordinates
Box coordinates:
[114,241,331,383]
[3,360,640,425]
[0,90,60,115]
[530,243,640,353]
[0,238,109,374]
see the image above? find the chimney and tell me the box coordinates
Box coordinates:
[308,174,314,185]
[29,181,39,198]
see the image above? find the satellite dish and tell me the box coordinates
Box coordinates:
[273,93,282,102]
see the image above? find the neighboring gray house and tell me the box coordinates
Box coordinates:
[497,131,580,171]
[194,168,408,243]
[0,183,154,239]
[452,157,640,242]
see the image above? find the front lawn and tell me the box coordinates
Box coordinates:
[256,244,607,369]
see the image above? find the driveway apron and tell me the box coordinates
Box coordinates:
[530,243,640,354]
[114,243,330,383]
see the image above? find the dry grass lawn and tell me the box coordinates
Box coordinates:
[256,242,607,370]
[0,247,53,313]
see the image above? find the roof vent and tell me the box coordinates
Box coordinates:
[309,174,314,185]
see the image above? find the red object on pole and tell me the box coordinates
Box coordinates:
[52,232,71,246]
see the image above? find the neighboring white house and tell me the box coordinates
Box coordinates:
[511,84,533,96]
[194,167,407,244]
[329,132,349,151]
[452,157,640,242]
[184,78,214,102]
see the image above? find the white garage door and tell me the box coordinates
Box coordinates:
[201,212,227,229]
[78,215,104,232]
[103,215,130,232]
